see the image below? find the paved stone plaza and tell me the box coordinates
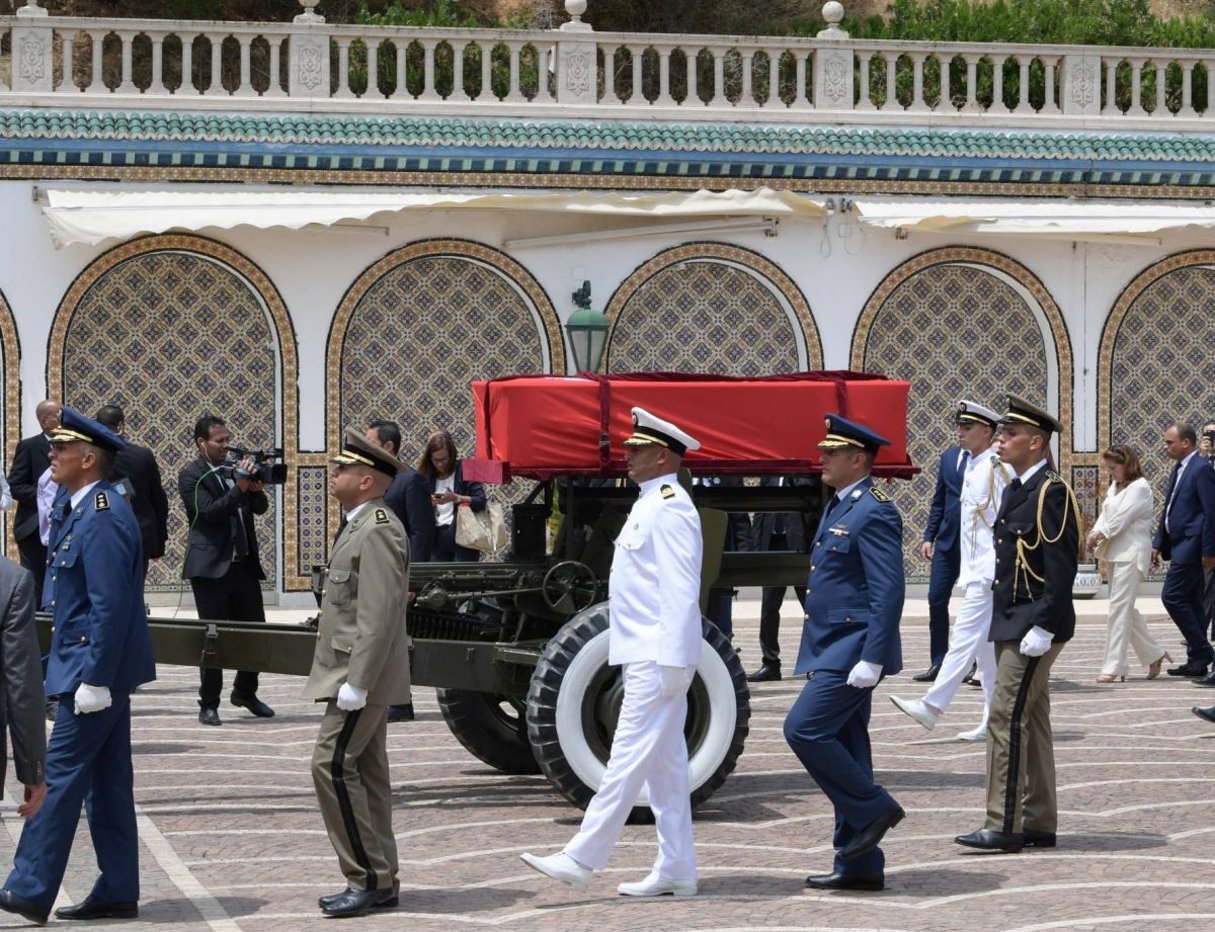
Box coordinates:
[3,601,1214,931]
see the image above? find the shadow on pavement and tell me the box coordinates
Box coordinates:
[1054,832,1168,852]
[888,867,1004,896]
[406,888,537,913]
[136,896,267,921]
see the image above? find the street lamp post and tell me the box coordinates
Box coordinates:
[564,281,610,373]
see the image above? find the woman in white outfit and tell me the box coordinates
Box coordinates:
[1087,444,1169,682]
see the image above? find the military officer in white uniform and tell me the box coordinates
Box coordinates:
[305,428,411,918]
[891,400,1011,740]
[522,407,703,898]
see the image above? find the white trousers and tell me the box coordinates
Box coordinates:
[924,582,996,718]
[564,661,696,880]
[1103,560,1165,675]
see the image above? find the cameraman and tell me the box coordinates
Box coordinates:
[178,415,275,726]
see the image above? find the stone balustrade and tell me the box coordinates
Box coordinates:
[1,0,1213,128]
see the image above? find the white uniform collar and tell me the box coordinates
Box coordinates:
[831,476,868,502]
[344,501,371,522]
[1016,459,1049,483]
[70,480,101,510]
[638,473,680,497]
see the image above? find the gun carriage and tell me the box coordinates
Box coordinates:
[39,372,916,820]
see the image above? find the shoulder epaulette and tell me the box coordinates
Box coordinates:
[374,507,389,525]
[94,491,109,511]
[660,484,675,500]
[869,486,891,503]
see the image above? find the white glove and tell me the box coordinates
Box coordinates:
[846,660,883,689]
[659,665,692,697]
[1019,625,1054,657]
[336,683,368,711]
[74,683,112,715]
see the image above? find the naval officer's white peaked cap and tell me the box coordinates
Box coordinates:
[622,407,701,455]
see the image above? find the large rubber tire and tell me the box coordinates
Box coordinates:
[436,688,542,775]
[526,602,750,822]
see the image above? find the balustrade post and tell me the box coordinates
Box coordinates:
[813,1,853,111]
[556,0,597,107]
[1061,53,1101,116]
[289,0,331,101]
[11,4,54,93]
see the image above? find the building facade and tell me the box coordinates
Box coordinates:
[2,1,1214,597]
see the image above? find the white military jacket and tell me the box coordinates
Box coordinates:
[958,446,1012,588]
[608,472,703,668]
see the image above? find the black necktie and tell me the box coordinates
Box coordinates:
[958,450,970,479]
[825,493,841,517]
[1008,477,1022,492]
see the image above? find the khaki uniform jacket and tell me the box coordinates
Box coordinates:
[304,499,411,705]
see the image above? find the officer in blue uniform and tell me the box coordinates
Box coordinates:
[0,407,155,925]
[784,413,905,892]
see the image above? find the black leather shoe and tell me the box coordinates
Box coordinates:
[198,706,221,726]
[911,664,941,682]
[0,888,49,925]
[231,694,275,718]
[1023,829,1057,848]
[746,665,782,683]
[1192,705,1215,724]
[1193,671,1215,687]
[321,888,397,917]
[805,870,884,891]
[839,803,905,861]
[954,828,1024,852]
[55,895,138,920]
[1167,660,1210,677]
[319,888,399,909]
[387,703,415,722]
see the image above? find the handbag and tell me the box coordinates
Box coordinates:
[455,502,508,554]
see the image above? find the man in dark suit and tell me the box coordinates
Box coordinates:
[916,421,969,681]
[0,556,45,823]
[0,407,155,924]
[365,419,431,723]
[747,475,817,682]
[96,405,169,581]
[784,414,905,892]
[178,414,275,726]
[1152,421,1215,678]
[6,399,59,606]
[365,419,434,562]
[956,395,1079,854]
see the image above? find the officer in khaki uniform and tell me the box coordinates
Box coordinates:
[955,395,1080,854]
[305,428,411,917]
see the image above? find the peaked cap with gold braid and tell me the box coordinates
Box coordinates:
[332,426,403,477]
[999,394,1063,435]
[49,406,126,453]
[817,413,890,456]
[622,407,700,456]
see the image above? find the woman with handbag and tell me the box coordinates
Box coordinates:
[1087,444,1170,682]
[419,429,487,562]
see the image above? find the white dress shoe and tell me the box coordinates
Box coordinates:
[616,872,698,897]
[956,719,989,741]
[890,695,938,730]
[520,852,592,892]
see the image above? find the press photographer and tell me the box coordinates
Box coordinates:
[177,414,276,727]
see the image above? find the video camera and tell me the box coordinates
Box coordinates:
[227,445,288,485]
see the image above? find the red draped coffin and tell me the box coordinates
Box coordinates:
[470,372,914,480]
